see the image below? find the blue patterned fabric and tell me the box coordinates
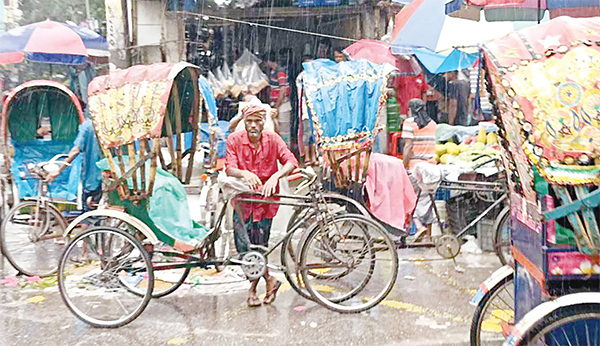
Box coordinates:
[302,59,391,140]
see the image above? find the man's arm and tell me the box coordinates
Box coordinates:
[229,114,243,133]
[226,167,262,190]
[262,134,299,196]
[46,145,81,182]
[403,138,413,171]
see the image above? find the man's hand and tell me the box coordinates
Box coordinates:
[262,174,280,197]
[46,170,60,183]
[241,170,262,190]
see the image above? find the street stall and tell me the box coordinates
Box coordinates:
[474,16,600,345]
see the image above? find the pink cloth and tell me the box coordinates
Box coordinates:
[365,153,417,230]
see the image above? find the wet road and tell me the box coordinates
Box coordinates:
[0,246,502,346]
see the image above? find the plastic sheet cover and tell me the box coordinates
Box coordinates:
[11,140,82,201]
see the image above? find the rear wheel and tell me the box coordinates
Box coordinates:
[470,272,514,346]
[298,214,398,313]
[518,304,600,346]
[58,226,153,328]
[281,197,370,301]
[0,201,66,277]
[493,207,512,266]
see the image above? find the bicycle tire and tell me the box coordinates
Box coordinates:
[492,206,512,266]
[98,217,191,299]
[58,226,154,328]
[298,214,398,313]
[281,195,370,301]
[0,200,67,277]
[470,272,514,346]
[517,303,600,346]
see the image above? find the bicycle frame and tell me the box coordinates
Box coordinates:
[147,178,342,274]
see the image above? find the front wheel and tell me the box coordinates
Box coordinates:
[470,271,514,346]
[298,214,398,313]
[517,304,600,346]
[58,226,154,328]
[0,200,67,277]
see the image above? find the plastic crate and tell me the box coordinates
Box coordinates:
[477,218,495,252]
[435,188,450,201]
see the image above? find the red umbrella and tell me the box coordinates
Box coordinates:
[343,39,422,76]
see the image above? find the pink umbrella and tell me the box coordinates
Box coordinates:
[343,39,422,76]
[447,0,600,22]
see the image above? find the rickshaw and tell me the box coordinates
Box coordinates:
[0,80,85,276]
[56,62,398,328]
[469,16,600,346]
[296,58,507,263]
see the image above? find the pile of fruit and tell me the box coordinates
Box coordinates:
[435,127,501,169]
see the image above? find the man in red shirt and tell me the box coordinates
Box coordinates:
[393,72,429,116]
[225,104,298,307]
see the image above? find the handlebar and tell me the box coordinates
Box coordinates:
[21,154,72,181]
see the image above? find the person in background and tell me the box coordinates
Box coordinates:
[402,99,437,241]
[444,70,471,126]
[296,55,317,165]
[333,48,347,63]
[316,38,332,59]
[263,51,291,142]
[46,116,102,211]
[225,104,298,307]
[392,71,429,118]
[229,90,278,134]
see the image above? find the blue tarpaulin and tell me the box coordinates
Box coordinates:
[412,48,478,74]
[11,140,82,201]
[302,59,393,139]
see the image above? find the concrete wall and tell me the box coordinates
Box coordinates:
[136,0,185,64]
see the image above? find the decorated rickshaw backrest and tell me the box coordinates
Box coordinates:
[87,62,201,200]
[302,59,394,188]
[483,16,600,255]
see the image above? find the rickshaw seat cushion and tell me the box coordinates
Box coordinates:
[97,157,210,246]
[364,153,416,230]
[10,140,82,201]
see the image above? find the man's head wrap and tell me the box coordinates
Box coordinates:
[241,104,267,119]
[409,98,431,128]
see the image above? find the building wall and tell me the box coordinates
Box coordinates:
[136,0,185,64]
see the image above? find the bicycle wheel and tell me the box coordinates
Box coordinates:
[298,214,398,313]
[0,201,67,277]
[58,226,153,328]
[470,272,514,346]
[119,244,191,299]
[93,217,191,299]
[518,304,600,346]
[493,207,512,266]
[281,197,370,301]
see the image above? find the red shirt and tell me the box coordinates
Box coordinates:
[225,130,299,222]
[393,73,429,115]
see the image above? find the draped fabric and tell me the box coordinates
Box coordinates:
[302,59,395,148]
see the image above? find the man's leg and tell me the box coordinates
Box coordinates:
[233,213,261,306]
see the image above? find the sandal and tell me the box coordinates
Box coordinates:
[263,280,282,305]
[247,296,261,307]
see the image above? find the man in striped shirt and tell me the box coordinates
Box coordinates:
[402,99,437,241]
[402,99,437,173]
